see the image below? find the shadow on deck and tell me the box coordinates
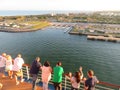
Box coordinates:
[0,77,42,90]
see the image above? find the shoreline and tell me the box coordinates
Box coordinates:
[0,28,42,33]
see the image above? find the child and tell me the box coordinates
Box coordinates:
[70,71,81,90]
[5,55,13,79]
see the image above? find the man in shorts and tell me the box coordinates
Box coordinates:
[12,54,24,85]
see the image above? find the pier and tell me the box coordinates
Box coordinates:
[87,35,120,42]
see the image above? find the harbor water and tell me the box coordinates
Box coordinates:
[0,26,120,85]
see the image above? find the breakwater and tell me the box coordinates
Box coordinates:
[87,35,120,42]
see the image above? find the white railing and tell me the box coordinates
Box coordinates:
[22,64,120,90]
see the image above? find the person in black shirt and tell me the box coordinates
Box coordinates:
[30,57,42,90]
[84,70,99,90]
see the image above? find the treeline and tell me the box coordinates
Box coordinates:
[0,11,120,24]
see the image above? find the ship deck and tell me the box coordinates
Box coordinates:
[0,76,42,90]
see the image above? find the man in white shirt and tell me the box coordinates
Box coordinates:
[12,54,24,85]
[0,53,7,78]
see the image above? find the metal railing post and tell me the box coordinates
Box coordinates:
[64,76,66,90]
[26,66,30,80]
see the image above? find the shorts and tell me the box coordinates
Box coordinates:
[13,69,23,76]
[0,67,5,73]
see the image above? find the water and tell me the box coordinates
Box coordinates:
[0,26,120,85]
[0,10,80,16]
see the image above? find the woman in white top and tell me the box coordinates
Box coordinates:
[41,61,52,90]
[70,71,81,90]
[5,55,13,79]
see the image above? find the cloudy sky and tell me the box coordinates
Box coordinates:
[0,0,120,11]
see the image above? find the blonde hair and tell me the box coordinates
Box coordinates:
[6,55,12,60]
[87,70,94,76]
[2,53,6,57]
[17,54,21,58]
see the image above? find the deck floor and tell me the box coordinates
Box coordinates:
[0,76,42,90]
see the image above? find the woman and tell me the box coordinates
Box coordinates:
[70,71,81,90]
[41,61,52,90]
[5,55,13,79]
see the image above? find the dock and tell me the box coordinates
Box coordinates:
[87,35,120,42]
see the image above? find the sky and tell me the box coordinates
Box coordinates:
[0,0,120,11]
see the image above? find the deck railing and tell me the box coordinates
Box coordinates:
[22,64,120,90]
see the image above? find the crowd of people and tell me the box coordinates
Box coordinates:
[0,52,99,90]
[0,53,24,88]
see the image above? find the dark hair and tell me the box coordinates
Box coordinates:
[57,61,62,66]
[44,61,50,67]
[74,71,81,83]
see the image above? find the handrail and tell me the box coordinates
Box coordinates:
[99,81,120,89]
[22,64,120,90]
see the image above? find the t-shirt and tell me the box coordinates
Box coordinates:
[30,60,42,74]
[12,57,24,71]
[0,55,6,67]
[6,60,13,70]
[85,76,98,90]
[71,76,80,89]
[53,66,64,83]
[41,66,52,83]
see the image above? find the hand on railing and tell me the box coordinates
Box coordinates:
[64,72,72,80]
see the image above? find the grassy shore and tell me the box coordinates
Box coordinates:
[0,21,50,32]
[31,21,50,30]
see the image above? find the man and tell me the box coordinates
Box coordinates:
[30,57,42,90]
[0,53,7,78]
[84,70,99,90]
[53,62,64,90]
[12,54,24,85]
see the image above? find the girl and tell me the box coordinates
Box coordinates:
[41,61,52,90]
[5,55,13,79]
[70,71,81,90]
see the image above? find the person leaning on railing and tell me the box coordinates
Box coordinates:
[0,53,7,78]
[53,61,64,90]
[29,57,42,90]
[70,71,81,90]
[12,54,25,85]
[41,61,52,90]
[65,69,83,90]
[84,70,99,90]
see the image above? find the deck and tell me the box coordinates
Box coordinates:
[0,76,42,90]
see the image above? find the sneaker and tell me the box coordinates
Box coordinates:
[16,81,19,85]
[20,79,24,82]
